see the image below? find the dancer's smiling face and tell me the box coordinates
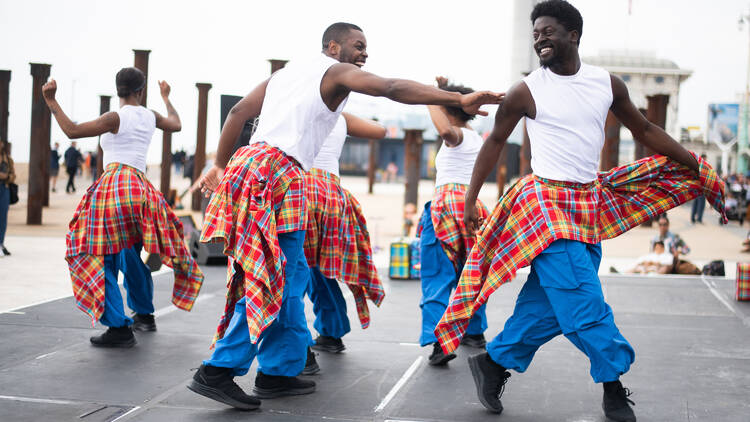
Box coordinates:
[532,16,578,68]
[329,29,368,68]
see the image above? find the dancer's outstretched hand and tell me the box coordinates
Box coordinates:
[158,80,171,99]
[460,91,505,116]
[42,79,57,101]
[194,165,224,197]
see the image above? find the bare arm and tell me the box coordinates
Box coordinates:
[464,81,533,232]
[427,105,462,147]
[42,79,119,139]
[195,78,269,195]
[610,75,698,171]
[323,64,502,116]
[342,112,386,139]
[153,80,181,132]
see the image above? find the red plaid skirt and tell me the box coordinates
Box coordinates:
[429,183,489,269]
[202,142,306,344]
[304,168,384,328]
[435,153,727,353]
[66,163,203,323]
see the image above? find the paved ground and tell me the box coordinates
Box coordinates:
[1,265,749,421]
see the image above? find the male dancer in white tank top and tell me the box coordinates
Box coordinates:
[189,22,503,410]
[418,77,491,366]
[433,2,723,421]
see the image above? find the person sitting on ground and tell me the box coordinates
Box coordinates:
[627,241,673,274]
[651,214,700,274]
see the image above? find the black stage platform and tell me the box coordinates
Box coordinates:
[1,266,749,421]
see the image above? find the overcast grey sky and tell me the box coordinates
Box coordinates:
[1,0,748,162]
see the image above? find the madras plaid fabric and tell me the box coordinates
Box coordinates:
[342,187,385,328]
[737,263,750,301]
[66,163,204,324]
[201,142,306,344]
[436,153,727,353]
[389,242,411,279]
[429,183,490,269]
[303,168,385,328]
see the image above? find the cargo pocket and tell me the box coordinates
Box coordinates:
[536,240,583,290]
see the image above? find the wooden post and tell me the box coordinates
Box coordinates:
[269,59,289,74]
[600,111,621,171]
[0,70,10,144]
[161,132,172,197]
[367,138,378,194]
[403,129,423,207]
[97,95,110,177]
[28,63,51,225]
[132,50,150,106]
[192,83,212,211]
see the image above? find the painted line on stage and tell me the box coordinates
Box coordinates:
[153,292,217,317]
[374,356,424,413]
[0,394,77,405]
[701,274,750,327]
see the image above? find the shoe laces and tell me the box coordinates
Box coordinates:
[495,371,511,400]
[618,387,635,407]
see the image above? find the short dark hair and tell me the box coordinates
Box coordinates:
[322,22,363,50]
[115,67,146,98]
[440,83,476,122]
[531,0,583,45]
[653,240,665,248]
[657,214,669,224]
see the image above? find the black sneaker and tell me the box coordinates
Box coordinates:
[187,364,260,410]
[467,352,511,414]
[1,246,10,256]
[253,371,316,399]
[460,333,487,348]
[89,326,136,348]
[132,313,157,332]
[311,335,345,353]
[302,347,320,375]
[602,380,636,422]
[428,342,456,366]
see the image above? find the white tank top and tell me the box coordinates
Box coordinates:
[312,115,346,176]
[100,105,155,173]
[523,63,612,183]
[434,128,483,187]
[250,54,348,170]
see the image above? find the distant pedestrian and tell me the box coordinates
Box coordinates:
[64,141,82,193]
[0,139,15,256]
[50,142,61,192]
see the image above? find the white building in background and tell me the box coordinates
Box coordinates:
[584,49,693,140]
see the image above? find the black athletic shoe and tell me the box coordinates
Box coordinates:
[1,246,10,256]
[302,347,320,375]
[467,352,511,414]
[460,333,487,348]
[602,380,636,422]
[428,342,457,366]
[89,326,136,348]
[311,335,345,353]
[253,371,316,399]
[131,313,157,332]
[187,364,260,410]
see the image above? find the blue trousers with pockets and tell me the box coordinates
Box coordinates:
[100,243,155,328]
[419,202,487,346]
[486,239,635,383]
[204,230,311,377]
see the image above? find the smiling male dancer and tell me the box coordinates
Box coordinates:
[187,22,502,411]
[432,2,726,421]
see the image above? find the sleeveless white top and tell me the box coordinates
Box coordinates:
[250,53,348,170]
[434,128,483,187]
[100,105,155,173]
[523,63,613,183]
[312,115,347,176]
